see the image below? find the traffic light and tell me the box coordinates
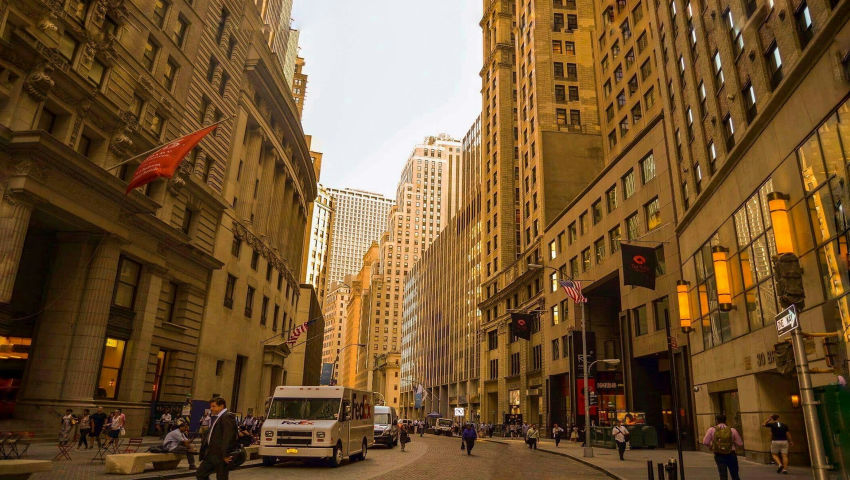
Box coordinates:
[774,341,795,375]
[774,253,805,310]
[824,336,840,368]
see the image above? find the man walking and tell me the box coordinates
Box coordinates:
[553,423,564,447]
[763,414,793,474]
[703,414,744,480]
[462,424,477,456]
[526,424,539,450]
[163,420,196,470]
[90,407,107,448]
[612,420,629,460]
[197,398,238,480]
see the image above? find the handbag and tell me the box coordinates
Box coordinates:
[227,447,247,468]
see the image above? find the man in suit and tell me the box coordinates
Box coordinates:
[197,397,238,480]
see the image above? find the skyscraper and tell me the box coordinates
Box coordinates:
[302,185,333,302]
[325,188,394,287]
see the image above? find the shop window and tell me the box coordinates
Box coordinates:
[95,338,126,400]
[112,257,141,309]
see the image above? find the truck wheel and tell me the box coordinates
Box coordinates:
[353,439,367,461]
[328,443,343,467]
[262,456,277,467]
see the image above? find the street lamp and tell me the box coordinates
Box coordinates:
[676,280,694,333]
[583,358,621,458]
[329,343,366,386]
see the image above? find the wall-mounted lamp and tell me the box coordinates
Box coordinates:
[791,393,801,408]
[712,246,733,311]
[677,281,694,333]
[767,192,795,255]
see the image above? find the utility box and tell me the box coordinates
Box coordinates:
[814,385,849,479]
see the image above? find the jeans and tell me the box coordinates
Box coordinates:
[527,438,537,450]
[714,453,741,480]
[170,445,196,468]
[78,429,90,448]
[465,439,475,455]
[616,441,626,460]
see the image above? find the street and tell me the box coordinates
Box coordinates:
[231,435,610,480]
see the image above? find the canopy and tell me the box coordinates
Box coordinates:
[426,411,441,418]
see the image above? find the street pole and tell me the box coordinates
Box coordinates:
[665,311,686,480]
[790,329,830,480]
[582,301,593,458]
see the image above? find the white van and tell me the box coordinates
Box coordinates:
[373,405,398,447]
[260,386,374,467]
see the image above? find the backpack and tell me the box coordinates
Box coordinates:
[711,426,735,454]
[620,427,631,443]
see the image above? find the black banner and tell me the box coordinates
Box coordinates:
[621,243,657,290]
[510,313,533,340]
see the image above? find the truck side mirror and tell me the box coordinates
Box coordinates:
[345,405,352,420]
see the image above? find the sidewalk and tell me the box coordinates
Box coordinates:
[487,437,812,480]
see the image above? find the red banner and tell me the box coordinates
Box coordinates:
[124,124,218,194]
[576,378,597,416]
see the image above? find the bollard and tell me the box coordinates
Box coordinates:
[658,463,666,480]
[647,460,655,480]
[666,459,678,480]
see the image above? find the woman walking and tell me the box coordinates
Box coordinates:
[400,424,410,452]
[552,423,564,447]
[462,424,477,456]
[77,409,91,449]
[58,409,76,446]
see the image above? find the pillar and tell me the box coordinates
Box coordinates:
[256,148,276,237]
[0,193,33,303]
[267,165,285,246]
[61,235,121,401]
[116,267,164,403]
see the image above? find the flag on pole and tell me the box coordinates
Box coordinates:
[124,124,219,194]
[621,243,658,289]
[510,312,534,340]
[285,319,316,347]
[560,279,588,304]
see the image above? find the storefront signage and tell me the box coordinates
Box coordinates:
[454,407,465,417]
[775,305,799,337]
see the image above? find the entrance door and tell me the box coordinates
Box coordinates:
[713,390,742,440]
[231,355,246,412]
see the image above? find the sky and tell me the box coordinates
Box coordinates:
[291,1,482,199]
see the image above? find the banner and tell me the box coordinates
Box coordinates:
[415,384,424,409]
[510,312,534,340]
[572,331,596,376]
[125,124,218,194]
[286,318,317,346]
[621,243,658,289]
[319,363,334,385]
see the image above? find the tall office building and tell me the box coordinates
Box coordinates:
[401,120,482,419]
[303,185,333,302]
[325,188,394,287]
[282,28,300,86]
[292,57,308,118]
[321,281,351,385]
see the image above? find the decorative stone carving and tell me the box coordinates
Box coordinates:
[109,132,133,155]
[23,64,54,100]
[137,74,154,97]
[37,13,59,34]
[81,41,97,67]
[13,159,48,181]
[92,0,108,25]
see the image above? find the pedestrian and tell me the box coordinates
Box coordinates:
[462,424,477,456]
[570,425,579,442]
[159,410,173,438]
[553,423,564,447]
[612,420,629,460]
[703,414,744,480]
[163,420,197,470]
[400,424,410,452]
[200,412,211,436]
[763,414,793,474]
[522,422,529,439]
[77,409,91,449]
[526,424,539,450]
[419,420,424,437]
[90,406,107,448]
[109,408,126,443]
[197,397,238,480]
[59,409,75,446]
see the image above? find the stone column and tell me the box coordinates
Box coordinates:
[256,148,276,236]
[61,236,122,401]
[0,192,33,304]
[267,165,285,246]
[238,130,263,221]
[277,179,294,253]
[116,266,163,403]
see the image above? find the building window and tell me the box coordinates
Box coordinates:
[592,199,603,224]
[653,296,670,331]
[766,42,783,89]
[633,304,648,336]
[570,110,581,125]
[626,212,640,240]
[743,82,757,122]
[88,60,106,87]
[260,296,269,325]
[712,51,724,89]
[112,257,141,309]
[723,114,735,150]
[569,257,579,278]
[687,107,695,141]
[640,153,656,183]
[488,330,498,350]
[549,240,558,260]
[552,304,560,325]
[622,169,636,199]
[153,0,169,28]
[551,271,559,292]
[251,250,259,270]
[725,8,743,57]
[693,235,733,349]
[58,33,79,62]
[245,286,255,317]
[698,81,707,117]
[581,248,591,272]
[609,225,622,254]
[557,108,567,125]
[171,15,189,46]
[795,2,813,47]
[143,36,159,71]
[708,141,718,174]
[224,274,236,308]
[594,237,606,264]
[95,338,126,400]
[489,359,498,379]
[163,57,179,90]
[273,304,279,331]
[645,197,661,230]
[231,234,241,257]
[555,85,566,102]
[181,208,193,234]
[150,112,164,137]
[532,345,543,371]
[644,86,656,109]
[163,281,179,324]
[510,352,521,376]
[552,338,560,360]
[606,185,618,212]
[568,222,577,244]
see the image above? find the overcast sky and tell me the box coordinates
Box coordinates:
[292,1,482,199]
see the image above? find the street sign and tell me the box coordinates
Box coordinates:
[454,407,465,417]
[775,305,799,337]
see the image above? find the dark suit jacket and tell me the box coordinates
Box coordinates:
[200,412,238,460]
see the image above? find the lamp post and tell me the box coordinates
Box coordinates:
[329,343,366,386]
[584,358,621,458]
[767,192,829,480]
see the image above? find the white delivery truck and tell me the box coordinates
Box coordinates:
[260,386,374,467]
[435,418,454,435]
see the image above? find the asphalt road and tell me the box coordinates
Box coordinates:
[230,434,612,479]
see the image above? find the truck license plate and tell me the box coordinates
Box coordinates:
[286,448,298,454]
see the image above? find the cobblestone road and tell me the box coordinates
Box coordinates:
[232,435,611,480]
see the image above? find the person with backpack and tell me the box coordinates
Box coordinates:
[612,420,630,460]
[763,414,793,474]
[703,414,744,480]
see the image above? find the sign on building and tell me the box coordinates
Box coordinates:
[454,407,465,417]
[775,305,799,337]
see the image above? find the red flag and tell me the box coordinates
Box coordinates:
[124,124,218,194]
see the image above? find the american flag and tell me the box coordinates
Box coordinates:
[560,279,588,304]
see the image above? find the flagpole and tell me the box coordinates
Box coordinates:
[106,116,234,171]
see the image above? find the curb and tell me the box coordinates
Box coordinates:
[488,439,626,480]
[135,460,263,479]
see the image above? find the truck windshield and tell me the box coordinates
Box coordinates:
[374,414,391,425]
[438,419,452,427]
[267,398,340,420]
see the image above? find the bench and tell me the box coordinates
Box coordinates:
[0,459,52,479]
[245,445,259,460]
[104,453,182,475]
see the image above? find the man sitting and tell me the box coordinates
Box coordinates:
[162,420,196,470]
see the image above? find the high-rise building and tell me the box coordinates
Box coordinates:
[292,57,308,118]
[325,188,394,287]
[282,28,300,86]
[322,281,351,385]
[477,0,604,429]
[401,119,482,420]
[303,185,333,301]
